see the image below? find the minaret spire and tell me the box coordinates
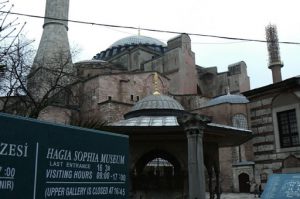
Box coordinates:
[265,24,283,83]
[28,0,73,99]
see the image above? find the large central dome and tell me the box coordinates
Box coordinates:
[110,35,166,48]
[93,35,166,61]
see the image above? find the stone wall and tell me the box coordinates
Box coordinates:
[197,61,250,98]
[144,34,198,95]
[129,48,157,71]
[173,95,209,110]
[38,105,73,124]
[246,88,300,183]
[79,72,171,123]
[75,61,124,78]
[228,61,250,93]
[97,101,132,124]
[248,94,278,180]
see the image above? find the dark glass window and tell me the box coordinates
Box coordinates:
[277,109,299,148]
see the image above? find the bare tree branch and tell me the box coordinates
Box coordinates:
[0,1,80,119]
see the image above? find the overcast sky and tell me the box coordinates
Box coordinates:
[7,0,300,89]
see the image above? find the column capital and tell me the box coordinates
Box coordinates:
[180,113,209,198]
[178,113,211,133]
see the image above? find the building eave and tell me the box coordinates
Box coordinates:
[243,76,300,98]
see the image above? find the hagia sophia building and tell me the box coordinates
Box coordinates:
[5,0,300,198]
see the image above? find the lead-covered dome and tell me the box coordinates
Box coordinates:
[204,94,249,107]
[93,35,166,61]
[132,95,184,111]
[124,94,185,119]
[110,35,166,48]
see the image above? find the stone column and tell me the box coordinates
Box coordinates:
[179,113,211,199]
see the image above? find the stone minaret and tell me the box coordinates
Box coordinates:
[28,0,73,99]
[265,24,283,83]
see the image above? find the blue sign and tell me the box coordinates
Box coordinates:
[0,113,128,199]
[261,173,300,199]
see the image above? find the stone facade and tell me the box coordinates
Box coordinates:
[5,1,300,197]
[57,33,248,125]
[28,27,300,195]
[244,77,300,188]
[197,61,250,98]
[33,33,253,196]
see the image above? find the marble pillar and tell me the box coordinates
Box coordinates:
[179,113,211,199]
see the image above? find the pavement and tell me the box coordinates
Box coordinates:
[206,193,260,199]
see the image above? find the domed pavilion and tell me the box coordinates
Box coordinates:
[104,80,252,199]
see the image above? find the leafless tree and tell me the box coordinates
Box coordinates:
[0,1,26,70]
[0,1,80,118]
[0,1,31,113]
[26,47,77,118]
[1,44,79,118]
[0,36,34,112]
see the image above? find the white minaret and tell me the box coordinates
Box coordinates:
[28,0,73,99]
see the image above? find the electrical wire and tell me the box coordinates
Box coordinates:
[1,10,300,45]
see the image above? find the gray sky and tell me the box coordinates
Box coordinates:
[8,0,300,89]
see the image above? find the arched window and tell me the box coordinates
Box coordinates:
[232,114,248,129]
[232,114,248,163]
[146,158,174,177]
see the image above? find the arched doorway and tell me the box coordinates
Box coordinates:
[131,150,184,199]
[238,173,250,193]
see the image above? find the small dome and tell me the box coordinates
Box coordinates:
[110,35,166,48]
[204,94,249,107]
[132,95,184,111]
[124,94,185,119]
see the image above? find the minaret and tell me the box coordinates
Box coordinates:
[265,24,283,83]
[28,0,73,99]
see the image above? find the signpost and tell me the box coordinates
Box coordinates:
[0,113,128,199]
[261,173,300,199]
